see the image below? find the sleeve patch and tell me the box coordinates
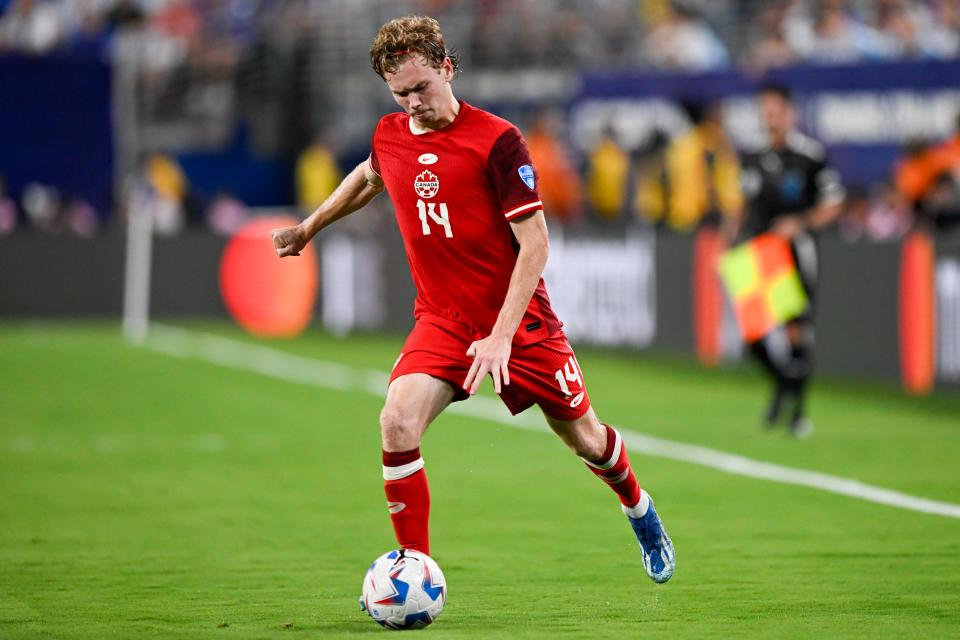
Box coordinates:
[518,165,536,190]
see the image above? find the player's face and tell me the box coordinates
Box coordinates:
[759,93,795,146]
[384,55,455,130]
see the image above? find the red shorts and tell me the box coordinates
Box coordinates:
[390,319,591,421]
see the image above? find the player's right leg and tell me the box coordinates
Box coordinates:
[379,373,455,556]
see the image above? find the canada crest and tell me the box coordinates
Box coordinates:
[414,170,439,199]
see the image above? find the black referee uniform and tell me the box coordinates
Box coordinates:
[739,131,845,433]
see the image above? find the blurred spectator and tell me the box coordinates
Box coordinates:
[147,153,186,203]
[143,153,187,234]
[838,182,913,241]
[895,112,960,228]
[152,0,201,44]
[896,138,942,203]
[0,0,65,54]
[64,197,100,237]
[0,173,18,234]
[865,180,913,239]
[21,182,61,230]
[585,127,630,222]
[740,2,798,73]
[525,109,584,223]
[641,0,730,71]
[664,100,743,232]
[632,131,670,226]
[923,169,960,229]
[105,0,143,31]
[784,0,896,63]
[872,0,959,59]
[838,187,870,241]
[205,191,246,235]
[296,134,342,216]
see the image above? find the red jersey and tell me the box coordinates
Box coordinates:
[369,101,561,346]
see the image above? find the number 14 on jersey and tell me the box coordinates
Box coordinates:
[417,200,452,238]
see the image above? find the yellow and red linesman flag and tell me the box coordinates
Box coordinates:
[717,233,809,343]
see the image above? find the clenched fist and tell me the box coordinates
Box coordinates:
[271,224,308,257]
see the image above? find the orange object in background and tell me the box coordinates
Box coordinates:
[219,215,318,337]
[692,226,725,367]
[898,230,936,395]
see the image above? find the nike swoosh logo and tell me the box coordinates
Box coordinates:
[387,501,406,514]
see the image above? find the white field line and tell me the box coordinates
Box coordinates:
[143,324,960,520]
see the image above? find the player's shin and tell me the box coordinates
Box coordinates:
[582,424,649,517]
[382,448,431,555]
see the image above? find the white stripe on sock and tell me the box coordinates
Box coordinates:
[584,428,622,471]
[622,491,650,518]
[382,457,424,481]
[603,468,631,485]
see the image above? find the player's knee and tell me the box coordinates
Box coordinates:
[550,417,605,460]
[379,406,423,450]
[569,431,605,460]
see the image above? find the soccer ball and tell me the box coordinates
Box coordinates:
[360,549,446,629]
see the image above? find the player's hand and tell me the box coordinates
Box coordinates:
[771,215,804,240]
[271,224,308,257]
[463,335,512,395]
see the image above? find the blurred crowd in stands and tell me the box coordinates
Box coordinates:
[1,0,958,68]
[522,103,960,240]
[1,0,960,239]
[3,105,958,241]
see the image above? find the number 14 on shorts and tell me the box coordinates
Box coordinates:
[554,356,585,407]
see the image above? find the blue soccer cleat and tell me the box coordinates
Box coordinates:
[623,499,676,583]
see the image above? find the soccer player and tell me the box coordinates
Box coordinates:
[270,15,675,584]
[734,83,845,437]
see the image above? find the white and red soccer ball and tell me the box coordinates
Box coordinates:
[361,549,446,630]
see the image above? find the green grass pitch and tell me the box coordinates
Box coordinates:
[1,322,959,638]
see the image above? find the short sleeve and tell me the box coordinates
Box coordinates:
[368,124,382,176]
[487,127,543,220]
[813,158,845,206]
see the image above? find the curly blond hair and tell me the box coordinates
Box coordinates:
[370,15,460,79]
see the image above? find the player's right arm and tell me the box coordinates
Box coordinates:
[271,159,384,257]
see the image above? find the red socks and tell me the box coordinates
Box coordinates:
[382,427,640,555]
[583,424,643,509]
[382,447,430,555]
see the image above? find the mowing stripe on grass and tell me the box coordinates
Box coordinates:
[143,324,960,520]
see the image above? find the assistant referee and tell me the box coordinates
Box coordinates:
[734,82,845,437]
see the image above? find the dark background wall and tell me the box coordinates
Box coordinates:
[4,228,950,387]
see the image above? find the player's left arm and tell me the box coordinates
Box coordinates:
[463,210,549,396]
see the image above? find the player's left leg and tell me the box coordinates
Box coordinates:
[542,407,675,584]
[501,335,674,582]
